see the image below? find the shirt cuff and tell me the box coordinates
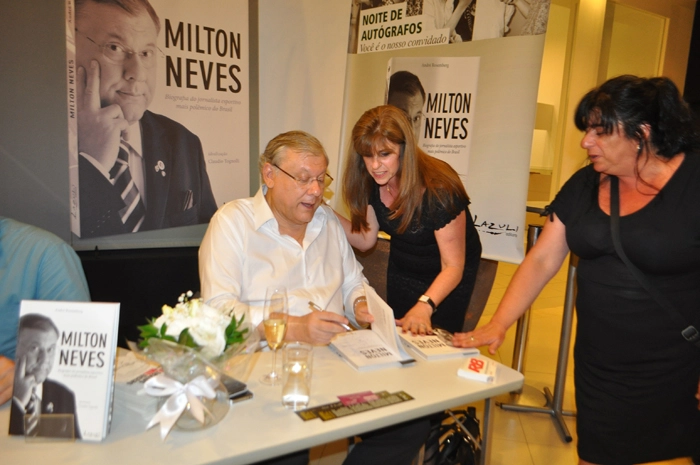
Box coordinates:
[12,396,27,414]
[79,151,112,180]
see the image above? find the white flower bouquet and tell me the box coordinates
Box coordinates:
[138,291,254,360]
[128,292,260,439]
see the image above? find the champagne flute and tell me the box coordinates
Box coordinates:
[260,286,288,385]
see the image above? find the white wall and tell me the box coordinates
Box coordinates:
[258,0,350,182]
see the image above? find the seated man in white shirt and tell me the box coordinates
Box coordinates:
[199,131,429,465]
[199,130,367,344]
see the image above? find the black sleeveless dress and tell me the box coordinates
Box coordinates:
[549,155,700,463]
[369,184,482,333]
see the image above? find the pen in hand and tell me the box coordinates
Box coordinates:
[308,301,353,331]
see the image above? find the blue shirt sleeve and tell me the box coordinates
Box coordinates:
[0,218,90,360]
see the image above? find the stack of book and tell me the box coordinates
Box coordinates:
[113,348,162,422]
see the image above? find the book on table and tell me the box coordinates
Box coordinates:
[113,348,162,422]
[398,331,480,361]
[329,283,415,371]
[9,300,120,441]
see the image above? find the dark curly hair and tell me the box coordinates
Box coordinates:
[574,75,700,159]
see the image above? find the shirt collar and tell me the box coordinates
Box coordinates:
[124,122,144,157]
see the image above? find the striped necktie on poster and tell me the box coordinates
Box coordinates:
[25,390,40,436]
[109,140,146,232]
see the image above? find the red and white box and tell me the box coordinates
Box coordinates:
[457,357,497,383]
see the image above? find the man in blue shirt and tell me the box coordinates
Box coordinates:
[0,217,90,405]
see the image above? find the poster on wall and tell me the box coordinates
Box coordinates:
[66,0,249,239]
[386,56,480,179]
[337,0,551,264]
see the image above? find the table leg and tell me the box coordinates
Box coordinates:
[479,397,493,465]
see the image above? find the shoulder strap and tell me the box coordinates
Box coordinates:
[609,175,700,348]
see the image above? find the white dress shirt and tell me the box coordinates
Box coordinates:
[199,186,368,328]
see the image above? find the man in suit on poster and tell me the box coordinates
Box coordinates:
[9,314,80,438]
[75,0,217,238]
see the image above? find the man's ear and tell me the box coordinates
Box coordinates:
[262,163,275,188]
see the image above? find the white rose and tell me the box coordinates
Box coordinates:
[190,318,226,358]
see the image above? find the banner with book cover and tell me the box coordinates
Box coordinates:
[338,0,551,263]
[65,0,249,239]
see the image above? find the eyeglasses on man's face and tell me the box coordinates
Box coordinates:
[272,163,333,189]
[76,29,163,69]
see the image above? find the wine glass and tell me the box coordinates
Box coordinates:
[260,286,288,385]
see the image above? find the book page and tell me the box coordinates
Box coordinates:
[363,283,412,361]
[332,330,399,361]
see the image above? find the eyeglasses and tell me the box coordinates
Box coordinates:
[76,29,163,69]
[272,163,333,189]
[407,112,423,126]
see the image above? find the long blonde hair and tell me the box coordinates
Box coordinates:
[343,105,468,234]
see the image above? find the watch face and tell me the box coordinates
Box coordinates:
[419,295,429,303]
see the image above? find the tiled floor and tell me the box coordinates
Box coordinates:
[310,260,695,465]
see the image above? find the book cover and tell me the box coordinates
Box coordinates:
[386,56,480,180]
[9,300,120,441]
[399,332,479,361]
[66,0,251,238]
[457,356,498,383]
[329,283,414,371]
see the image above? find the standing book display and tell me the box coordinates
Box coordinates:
[9,300,120,441]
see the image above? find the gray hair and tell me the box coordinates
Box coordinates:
[259,130,328,175]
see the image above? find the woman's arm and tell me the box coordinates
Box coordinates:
[453,213,570,353]
[334,206,380,252]
[506,0,531,19]
[397,211,467,334]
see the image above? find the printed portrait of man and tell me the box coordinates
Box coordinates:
[75,0,217,238]
[387,70,425,141]
[9,314,80,439]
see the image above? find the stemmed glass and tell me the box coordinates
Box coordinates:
[260,286,288,385]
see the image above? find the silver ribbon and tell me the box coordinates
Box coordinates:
[144,374,216,440]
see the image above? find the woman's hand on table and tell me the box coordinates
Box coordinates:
[452,321,508,355]
[396,304,433,335]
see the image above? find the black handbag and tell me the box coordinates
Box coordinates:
[423,408,481,465]
[609,175,700,349]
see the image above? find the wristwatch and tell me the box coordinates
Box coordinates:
[418,294,437,314]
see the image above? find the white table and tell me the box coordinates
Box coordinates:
[1,348,523,465]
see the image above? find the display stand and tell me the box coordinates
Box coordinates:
[509,225,541,381]
[497,211,577,443]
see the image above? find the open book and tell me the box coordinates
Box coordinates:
[329,283,415,371]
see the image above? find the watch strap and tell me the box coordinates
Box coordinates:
[419,294,437,314]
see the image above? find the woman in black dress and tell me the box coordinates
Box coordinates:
[338,105,482,335]
[455,75,700,464]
